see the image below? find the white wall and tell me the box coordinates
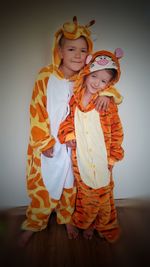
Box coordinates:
[0,0,150,208]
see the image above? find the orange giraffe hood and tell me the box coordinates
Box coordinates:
[52,16,95,67]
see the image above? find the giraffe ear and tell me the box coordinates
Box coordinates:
[114,48,124,59]
[85,20,95,28]
[86,54,93,64]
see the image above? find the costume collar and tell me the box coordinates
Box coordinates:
[53,65,78,81]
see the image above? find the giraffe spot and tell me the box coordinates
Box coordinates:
[60,209,70,219]
[31,126,46,142]
[30,195,40,208]
[30,105,37,117]
[37,190,50,208]
[32,84,39,101]
[36,103,49,122]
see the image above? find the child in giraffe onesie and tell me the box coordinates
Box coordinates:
[58,48,124,243]
[20,16,123,246]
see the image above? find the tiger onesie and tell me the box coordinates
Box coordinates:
[58,49,124,243]
[21,17,123,233]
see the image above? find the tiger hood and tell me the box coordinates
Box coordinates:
[73,48,124,96]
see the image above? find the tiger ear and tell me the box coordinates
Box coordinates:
[114,48,124,59]
[86,54,92,64]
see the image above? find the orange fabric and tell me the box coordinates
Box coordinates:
[22,186,76,231]
[58,92,124,165]
[71,152,112,229]
[21,66,76,232]
[58,89,124,237]
[61,149,120,242]
[55,187,77,224]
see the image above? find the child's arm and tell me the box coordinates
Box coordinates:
[58,96,76,144]
[108,101,124,167]
[29,67,56,153]
[94,86,123,112]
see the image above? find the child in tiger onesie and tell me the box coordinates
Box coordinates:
[58,48,124,243]
[19,16,123,246]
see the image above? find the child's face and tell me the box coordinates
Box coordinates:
[59,37,88,76]
[85,69,113,95]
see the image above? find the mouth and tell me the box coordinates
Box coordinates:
[72,61,82,64]
[91,85,99,90]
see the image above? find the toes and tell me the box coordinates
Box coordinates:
[83,229,94,240]
[66,224,79,240]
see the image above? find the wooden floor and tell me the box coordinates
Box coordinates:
[0,202,150,267]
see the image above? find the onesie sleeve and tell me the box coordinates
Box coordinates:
[29,67,56,152]
[108,101,124,165]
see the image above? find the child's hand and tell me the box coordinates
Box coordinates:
[94,96,111,112]
[42,147,54,158]
[66,140,76,148]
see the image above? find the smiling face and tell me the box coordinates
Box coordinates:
[58,37,88,78]
[85,69,113,96]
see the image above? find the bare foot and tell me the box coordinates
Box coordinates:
[18,230,34,247]
[66,224,79,239]
[83,228,94,240]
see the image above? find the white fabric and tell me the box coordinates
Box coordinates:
[75,108,110,189]
[41,74,74,200]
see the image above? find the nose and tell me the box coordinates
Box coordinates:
[75,50,81,58]
[94,79,100,87]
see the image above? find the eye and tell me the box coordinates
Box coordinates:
[68,48,75,51]
[81,49,87,53]
[91,74,97,78]
[102,80,107,84]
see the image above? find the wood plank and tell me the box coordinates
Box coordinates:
[0,201,150,267]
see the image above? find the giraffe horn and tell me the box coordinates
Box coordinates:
[73,16,78,25]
